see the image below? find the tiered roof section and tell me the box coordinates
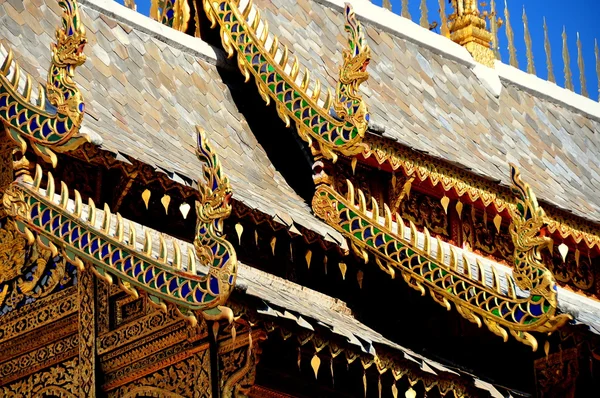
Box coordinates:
[2,0,600,394]
[250,0,600,238]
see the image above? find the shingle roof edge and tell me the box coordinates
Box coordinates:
[82,0,600,122]
[80,0,229,67]
[317,0,600,121]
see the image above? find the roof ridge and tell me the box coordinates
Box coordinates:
[316,0,600,121]
[79,0,226,66]
[80,0,600,121]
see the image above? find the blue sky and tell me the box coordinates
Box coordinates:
[127,0,600,101]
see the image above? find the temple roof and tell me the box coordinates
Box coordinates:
[254,0,600,224]
[5,0,598,230]
[0,0,343,244]
[236,264,509,397]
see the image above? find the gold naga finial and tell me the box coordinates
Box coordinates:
[543,17,556,83]
[577,32,588,97]
[448,0,496,68]
[438,0,450,37]
[596,39,600,101]
[0,0,90,167]
[489,0,501,59]
[503,0,518,68]
[3,127,238,324]
[419,0,429,28]
[563,26,574,91]
[150,0,191,32]
[401,0,411,19]
[522,6,535,75]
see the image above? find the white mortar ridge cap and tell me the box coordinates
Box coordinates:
[318,0,600,119]
[80,0,222,65]
[316,0,476,66]
[496,60,600,121]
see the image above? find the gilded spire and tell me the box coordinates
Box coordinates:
[577,32,588,97]
[402,0,411,19]
[490,0,500,59]
[543,17,556,83]
[439,0,449,37]
[594,39,600,101]
[522,6,535,75]
[504,0,518,67]
[382,0,392,11]
[563,26,574,91]
[420,0,429,28]
[448,0,495,67]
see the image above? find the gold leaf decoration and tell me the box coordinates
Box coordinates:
[235,223,243,245]
[270,236,276,255]
[456,201,463,219]
[405,387,416,398]
[141,189,151,209]
[212,321,220,341]
[255,230,259,247]
[305,249,312,269]
[392,383,398,398]
[339,262,347,280]
[558,243,569,262]
[179,202,191,219]
[357,270,364,289]
[544,340,550,358]
[311,354,321,379]
[160,194,171,214]
[493,213,502,232]
[440,195,449,214]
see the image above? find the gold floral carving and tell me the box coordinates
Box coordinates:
[462,204,513,261]
[362,135,600,250]
[97,278,111,335]
[97,306,181,355]
[0,333,79,385]
[100,323,192,374]
[219,330,266,398]
[114,350,211,398]
[0,314,77,364]
[0,129,14,205]
[400,191,449,236]
[543,249,595,293]
[0,217,70,311]
[115,295,147,327]
[0,219,27,287]
[0,358,79,397]
[0,286,77,343]
[534,346,579,397]
[78,268,95,397]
